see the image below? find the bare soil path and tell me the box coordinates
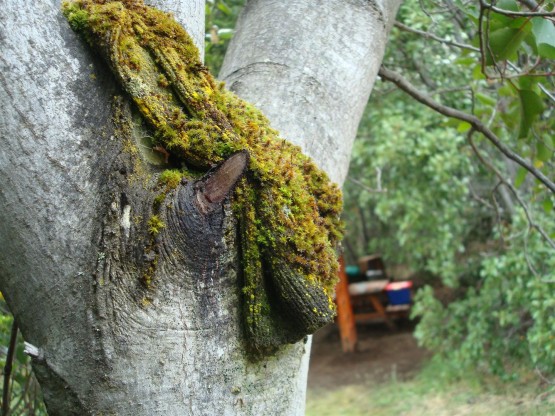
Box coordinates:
[308,321,430,390]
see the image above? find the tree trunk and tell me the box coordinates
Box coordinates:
[220,0,400,184]
[0,0,400,414]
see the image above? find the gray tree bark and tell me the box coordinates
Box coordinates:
[220,0,400,184]
[0,0,400,415]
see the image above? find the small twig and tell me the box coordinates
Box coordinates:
[378,66,555,195]
[523,227,539,277]
[2,320,18,416]
[23,374,32,415]
[467,131,555,251]
[469,183,494,209]
[517,0,540,10]
[375,167,384,192]
[195,151,249,214]
[22,343,40,360]
[494,71,555,79]
[444,0,469,35]
[535,366,555,385]
[409,51,438,90]
[481,2,507,79]
[347,175,387,194]
[490,181,506,244]
[538,83,555,104]
[486,101,498,128]
[482,1,555,16]
[418,0,434,21]
[432,86,474,96]
[478,4,488,76]
[394,21,479,52]
[505,61,555,104]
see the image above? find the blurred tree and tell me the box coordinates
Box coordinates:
[344,0,555,377]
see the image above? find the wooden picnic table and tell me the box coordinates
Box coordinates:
[335,256,398,353]
[348,280,396,330]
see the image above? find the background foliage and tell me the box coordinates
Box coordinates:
[0,299,46,415]
[344,0,555,378]
[204,0,245,74]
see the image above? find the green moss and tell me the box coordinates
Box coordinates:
[63,0,344,356]
[157,74,169,88]
[158,169,183,189]
[152,193,166,211]
[140,296,152,308]
[147,215,165,235]
[62,1,90,31]
[142,254,158,287]
[152,169,184,211]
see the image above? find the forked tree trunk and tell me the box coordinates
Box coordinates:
[0,0,400,414]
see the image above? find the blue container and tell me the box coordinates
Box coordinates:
[385,281,412,305]
[345,265,360,277]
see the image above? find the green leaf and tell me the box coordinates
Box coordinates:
[476,92,497,106]
[498,84,516,97]
[543,198,554,214]
[16,342,28,365]
[485,22,532,64]
[518,76,541,93]
[499,98,520,130]
[216,2,231,15]
[455,57,475,66]
[472,64,485,80]
[536,141,552,162]
[518,89,544,138]
[496,0,519,12]
[524,31,539,54]
[489,0,519,29]
[514,166,528,188]
[531,17,555,59]
[457,121,471,133]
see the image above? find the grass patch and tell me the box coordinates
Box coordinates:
[306,357,555,416]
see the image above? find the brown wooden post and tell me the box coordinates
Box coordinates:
[335,256,357,352]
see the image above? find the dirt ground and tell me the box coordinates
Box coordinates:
[307,320,431,390]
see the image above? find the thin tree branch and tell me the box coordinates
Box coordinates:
[347,176,387,194]
[490,181,507,245]
[482,0,555,16]
[406,49,438,90]
[433,86,474,96]
[469,183,494,209]
[505,61,555,104]
[467,130,555,251]
[394,21,479,52]
[2,320,18,416]
[342,236,358,265]
[356,203,370,247]
[535,366,555,385]
[378,66,555,195]
[518,0,539,10]
[444,0,468,36]
[538,83,555,103]
[195,150,248,214]
[480,3,508,79]
[402,0,555,102]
